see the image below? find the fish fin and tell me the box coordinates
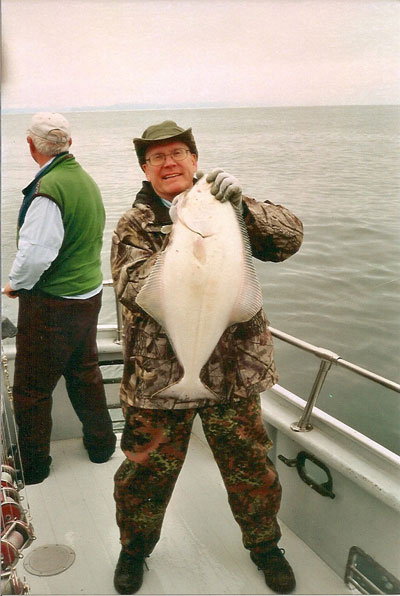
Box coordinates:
[136,252,167,327]
[154,378,217,402]
[228,205,263,324]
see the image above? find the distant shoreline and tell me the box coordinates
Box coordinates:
[2,103,399,116]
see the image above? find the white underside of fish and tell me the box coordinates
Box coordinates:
[136,177,262,403]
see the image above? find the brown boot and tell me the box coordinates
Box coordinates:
[250,547,296,594]
[114,549,147,594]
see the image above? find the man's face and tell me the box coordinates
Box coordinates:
[142,141,198,202]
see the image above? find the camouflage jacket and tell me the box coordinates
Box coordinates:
[111,181,303,409]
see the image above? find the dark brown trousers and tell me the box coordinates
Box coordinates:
[12,291,114,470]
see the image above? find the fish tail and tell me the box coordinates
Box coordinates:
[155,378,216,402]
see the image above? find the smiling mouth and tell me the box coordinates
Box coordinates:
[163,173,181,180]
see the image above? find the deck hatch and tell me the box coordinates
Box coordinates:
[345,546,400,594]
[23,544,75,577]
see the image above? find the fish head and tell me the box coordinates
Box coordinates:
[170,178,226,238]
[184,176,215,207]
[169,189,190,224]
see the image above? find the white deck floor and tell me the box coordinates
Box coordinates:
[16,426,352,596]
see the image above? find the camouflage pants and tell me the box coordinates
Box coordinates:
[114,393,282,556]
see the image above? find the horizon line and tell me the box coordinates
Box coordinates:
[2,102,399,115]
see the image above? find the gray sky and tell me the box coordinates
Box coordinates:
[2,0,399,111]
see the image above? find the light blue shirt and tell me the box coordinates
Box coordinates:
[9,157,102,299]
[160,197,172,209]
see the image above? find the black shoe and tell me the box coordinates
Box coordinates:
[23,456,52,485]
[114,549,146,595]
[250,547,296,594]
[83,434,116,463]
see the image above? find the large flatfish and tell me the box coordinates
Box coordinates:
[136,176,263,402]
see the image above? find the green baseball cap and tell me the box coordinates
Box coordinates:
[133,120,198,165]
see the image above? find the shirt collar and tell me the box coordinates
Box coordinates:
[37,155,58,175]
[159,197,172,209]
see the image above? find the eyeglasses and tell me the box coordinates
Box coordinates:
[145,148,191,166]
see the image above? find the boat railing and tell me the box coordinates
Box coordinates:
[268,326,400,432]
[89,280,400,433]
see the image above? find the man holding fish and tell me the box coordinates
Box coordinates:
[111,120,303,594]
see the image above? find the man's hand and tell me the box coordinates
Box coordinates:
[206,168,243,210]
[3,282,18,299]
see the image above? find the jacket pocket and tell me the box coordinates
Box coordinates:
[128,326,182,397]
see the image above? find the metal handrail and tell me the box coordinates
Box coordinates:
[269,327,400,393]
[268,326,400,432]
[103,280,400,433]
[5,280,397,433]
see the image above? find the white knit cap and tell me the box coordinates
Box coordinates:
[28,112,71,143]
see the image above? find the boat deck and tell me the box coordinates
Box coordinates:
[16,424,352,595]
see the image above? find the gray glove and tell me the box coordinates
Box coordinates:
[206,168,243,210]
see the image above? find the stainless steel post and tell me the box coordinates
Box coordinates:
[291,359,333,432]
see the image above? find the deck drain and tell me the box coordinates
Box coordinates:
[23,544,75,576]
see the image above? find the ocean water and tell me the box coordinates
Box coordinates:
[2,106,399,453]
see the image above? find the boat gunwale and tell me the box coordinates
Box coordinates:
[262,387,400,512]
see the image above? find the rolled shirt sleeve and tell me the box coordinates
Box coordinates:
[9,197,64,290]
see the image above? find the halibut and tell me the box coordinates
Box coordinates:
[136,176,263,402]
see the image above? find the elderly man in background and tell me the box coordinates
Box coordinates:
[3,112,116,485]
[111,120,303,594]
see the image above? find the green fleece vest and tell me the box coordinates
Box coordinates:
[26,155,105,296]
